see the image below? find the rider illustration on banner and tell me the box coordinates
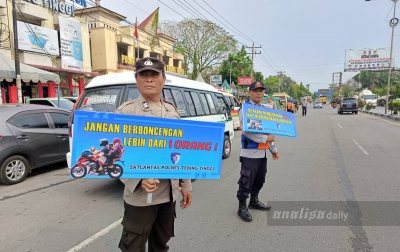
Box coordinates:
[70,138,125,179]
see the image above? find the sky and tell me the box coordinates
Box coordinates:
[99,0,399,92]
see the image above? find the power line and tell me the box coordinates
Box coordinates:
[158,0,187,19]
[173,0,202,19]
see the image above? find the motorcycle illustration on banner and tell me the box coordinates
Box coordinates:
[70,138,125,178]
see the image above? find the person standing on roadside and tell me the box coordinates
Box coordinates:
[115,57,192,252]
[237,81,279,222]
[301,98,308,116]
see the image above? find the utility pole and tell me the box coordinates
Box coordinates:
[12,0,22,103]
[246,43,261,77]
[277,71,285,92]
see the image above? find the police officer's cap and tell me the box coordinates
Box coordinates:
[248,81,266,91]
[135,57,165,74]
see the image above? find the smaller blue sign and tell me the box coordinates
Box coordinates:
[242,103,297,137]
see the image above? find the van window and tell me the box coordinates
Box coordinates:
[184,91,196,116]
[190,92,205,115]
[171,89,189,117]
[127,87,140,101]
[205,93,217,114]
[233,97,240,107]
[199,93,211,115]
[77,88,122,112]
[163,89,175,106]
[215,93,228,113]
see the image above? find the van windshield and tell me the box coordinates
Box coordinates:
[77,88,122,112]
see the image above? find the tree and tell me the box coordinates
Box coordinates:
[159,18,237,80]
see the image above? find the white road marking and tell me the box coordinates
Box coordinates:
[337,123,343,128]
[66,218,122,252]
[353,140,369,155]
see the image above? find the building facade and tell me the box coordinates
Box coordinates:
[0,0,97,104]
[0,1,186,104]
[76,6,186,77]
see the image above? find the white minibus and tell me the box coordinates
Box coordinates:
[66,72,234,168]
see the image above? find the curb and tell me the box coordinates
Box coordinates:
[360,110,400,121]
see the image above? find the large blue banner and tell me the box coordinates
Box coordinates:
[242,103,297,137]
[70,111,225,180]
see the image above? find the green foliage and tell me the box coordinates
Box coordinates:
[366,103,373,111]
[391,101,400,112]
[159,18,237,76]
[358,98,365,110]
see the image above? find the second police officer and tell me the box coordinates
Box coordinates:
[237,81,279,222]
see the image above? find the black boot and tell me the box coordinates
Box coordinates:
[248,195,271,211]
[238,200,252,222]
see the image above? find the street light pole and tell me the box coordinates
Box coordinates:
[385,0,398,114]
[12,0,22,103]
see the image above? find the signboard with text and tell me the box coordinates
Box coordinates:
[59,16,84,71]
[70,111,225,179]
[238,76,254,85]
[242,103,297,137]
[344,47,395,72]
[210,75,222,85]
[17,21,59,56]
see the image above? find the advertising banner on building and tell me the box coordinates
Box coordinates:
[238,76,254,85]
[70,111,225,179]
[242,103,297,137]
[344,48,395,72]
[59,16,83,71]
[17,21,59,56]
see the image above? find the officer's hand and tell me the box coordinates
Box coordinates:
[267,134,275,142]
[272,152,279,160]
[141,179,160,193]
[180,191,192,209]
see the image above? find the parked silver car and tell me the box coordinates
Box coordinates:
[0,104,70,185]
[313,101,323,108]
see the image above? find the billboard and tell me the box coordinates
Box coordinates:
[210,75,222,85]
[238,76,254,86]
[59,16,83,71]
[344,48,395,72]
[17,21,59,56]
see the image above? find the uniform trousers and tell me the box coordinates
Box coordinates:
[236,156,267,201]
[302,106,307,116]
[119,200,176,252]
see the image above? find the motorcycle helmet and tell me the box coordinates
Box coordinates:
[100,138,109,147]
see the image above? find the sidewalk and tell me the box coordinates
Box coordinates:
[360,106,400,121]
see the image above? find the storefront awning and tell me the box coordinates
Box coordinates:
[0,54,60,84]
[27,64,101,78]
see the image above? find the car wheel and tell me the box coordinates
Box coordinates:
[355,111,358,115]
[222,135,231,159]
[0,155,30,185]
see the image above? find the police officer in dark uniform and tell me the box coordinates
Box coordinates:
[237,81,279,222]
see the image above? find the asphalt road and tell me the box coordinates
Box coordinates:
[1,105,400,252]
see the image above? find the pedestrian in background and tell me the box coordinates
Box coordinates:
[266,96,277,109]
[237,81,279,222]
[301,98,308,116]
[115,57,192,252]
